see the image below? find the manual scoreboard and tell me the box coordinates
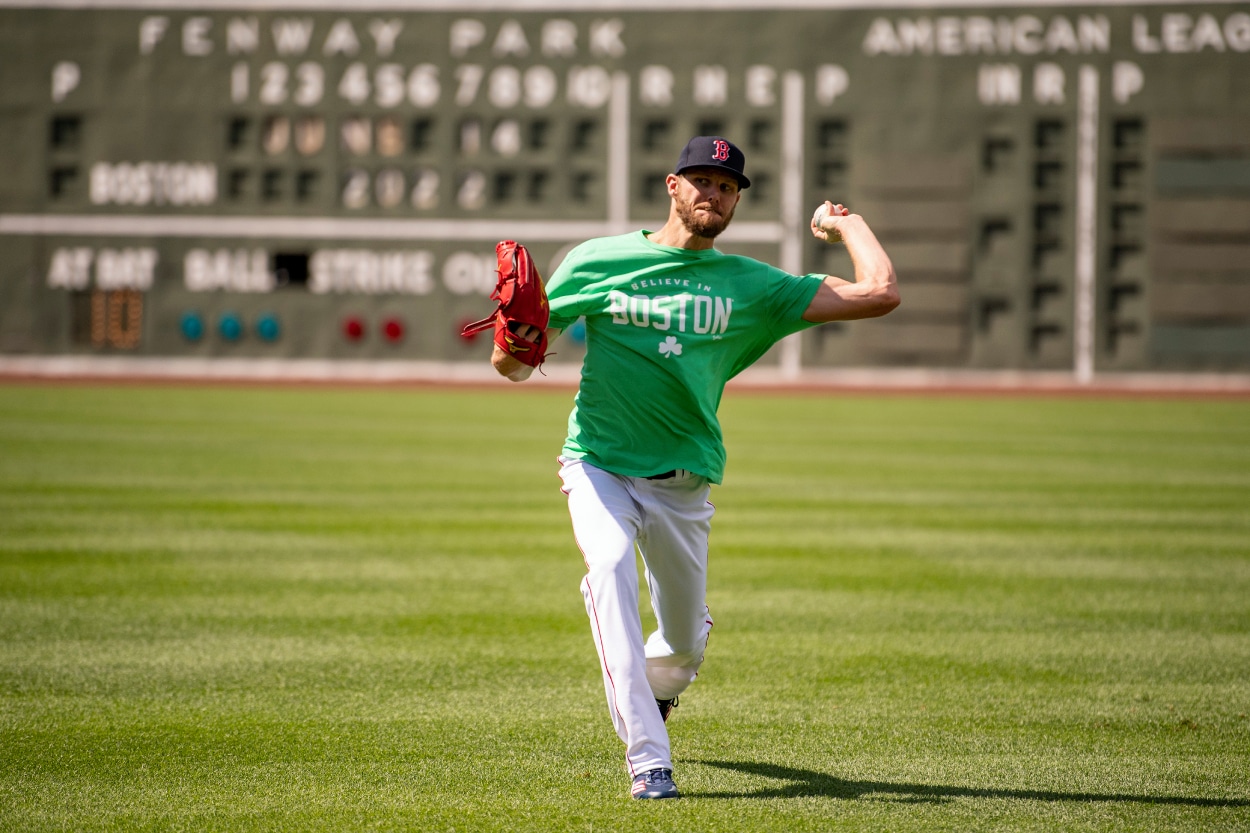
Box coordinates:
[2,1,1248,376]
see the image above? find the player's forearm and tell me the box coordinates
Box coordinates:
[840,216,898,306]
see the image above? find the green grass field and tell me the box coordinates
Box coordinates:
[1,382,1247,832]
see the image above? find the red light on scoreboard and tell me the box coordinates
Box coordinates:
[381,317,405,343]
[342,316,365,342]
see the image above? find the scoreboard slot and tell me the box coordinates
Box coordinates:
[70,289,144,351]
[49,167,79,200]
[273,253,309,289]
[47,113,84,201]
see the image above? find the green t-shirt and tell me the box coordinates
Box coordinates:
[547,230,824,484]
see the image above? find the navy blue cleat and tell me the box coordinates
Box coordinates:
[632,768,679,800]
[656,696,678,723]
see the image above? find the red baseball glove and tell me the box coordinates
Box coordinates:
[461,240,550,368]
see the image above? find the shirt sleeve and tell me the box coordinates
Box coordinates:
[767,269,825,339]
[544,245,593,331]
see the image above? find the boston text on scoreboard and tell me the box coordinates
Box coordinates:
[1,0,1248,377]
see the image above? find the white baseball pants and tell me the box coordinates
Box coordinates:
[558,457,715,776]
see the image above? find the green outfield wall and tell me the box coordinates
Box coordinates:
[2,1,1248,377]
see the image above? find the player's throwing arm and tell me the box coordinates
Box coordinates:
[804,201,900,324]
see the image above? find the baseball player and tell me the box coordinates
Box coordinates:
[491,136,899,800]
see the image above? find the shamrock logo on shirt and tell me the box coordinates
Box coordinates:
[658,336,683,358]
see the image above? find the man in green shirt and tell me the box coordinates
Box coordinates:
[492,136,899,800]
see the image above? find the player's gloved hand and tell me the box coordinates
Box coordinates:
[462,240,550,369]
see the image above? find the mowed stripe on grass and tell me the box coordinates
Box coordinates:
[1,384,1247,832]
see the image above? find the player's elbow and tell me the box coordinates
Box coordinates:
[874,284,901,316]
[853,257,900,318]
[856,281,900,320]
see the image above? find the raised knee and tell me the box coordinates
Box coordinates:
[647,662,699,700]
[660,646,704,667]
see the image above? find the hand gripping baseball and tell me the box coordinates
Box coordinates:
[461,240,550,369]
[810,201,851,244]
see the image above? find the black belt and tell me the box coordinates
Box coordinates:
[645,470,678,480]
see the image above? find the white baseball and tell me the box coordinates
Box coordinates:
[812,203,830,228]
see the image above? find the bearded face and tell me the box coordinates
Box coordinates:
[676,198,736,239]
[672,170,740,239]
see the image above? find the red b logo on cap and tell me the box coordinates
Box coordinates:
[712,140,730,162]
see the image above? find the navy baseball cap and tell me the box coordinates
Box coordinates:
[674,136,751,189]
